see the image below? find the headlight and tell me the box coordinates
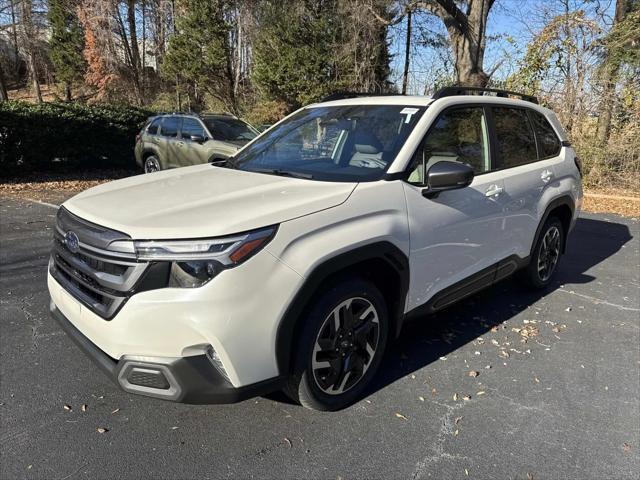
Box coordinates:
[131,226,276,288]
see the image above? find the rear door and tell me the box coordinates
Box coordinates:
[158,116,182,168]
[178,117,210,165]
[491,107,563,259]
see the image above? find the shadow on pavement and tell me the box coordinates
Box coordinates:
[269,216,633,405]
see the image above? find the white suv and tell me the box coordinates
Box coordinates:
[48,87,583,411]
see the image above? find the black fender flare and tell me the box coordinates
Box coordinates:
[532,195,575,255]
[274,241,409,375]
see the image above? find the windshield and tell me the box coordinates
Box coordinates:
[203,117,258,145]
[229,104,425,182]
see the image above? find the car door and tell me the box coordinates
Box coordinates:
[178,117,210,165]
[158,116,182,168]
[402,105,509,311]
[491,107,562,259]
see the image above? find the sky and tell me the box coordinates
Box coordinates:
[387,0,617,94]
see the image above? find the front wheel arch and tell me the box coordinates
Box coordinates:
[274,242,409,377]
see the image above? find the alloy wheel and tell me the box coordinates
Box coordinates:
[144,157,161,173]
[311,297,380,395]
[537,225,561,282]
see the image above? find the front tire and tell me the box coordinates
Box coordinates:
[143,155,162,173]
[521,216,564,289]
[285,277,389,411]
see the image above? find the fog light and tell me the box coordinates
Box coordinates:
[206,345,230,383]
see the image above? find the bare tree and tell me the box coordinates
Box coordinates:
[0,60,8,100]
[19,0,43,102]
[415,0,494,87]
[596,0,629,144]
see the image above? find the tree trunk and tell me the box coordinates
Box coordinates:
[419,0,494,87]
[402,9,412,95]
[21,0,43,103]
[596,0,628,145]
[0,62,9,102]
[64,81,72,102]
[126,0,143,104]
[10,0,19,76]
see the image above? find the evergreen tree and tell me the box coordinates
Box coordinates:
[48,0,86,102]
[162,0,237,113]
[252,0,348,110]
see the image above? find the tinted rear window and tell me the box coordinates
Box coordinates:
[160,117,180,138]
[492,107,537,168]
[530,110,561,158]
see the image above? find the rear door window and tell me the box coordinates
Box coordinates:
[529,110,561,158]
[492,107,538,168]
[160,117,180,138]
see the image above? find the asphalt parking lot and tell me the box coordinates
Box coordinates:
[1,195,639,480]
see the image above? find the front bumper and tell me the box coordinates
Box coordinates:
[51,303,284,404]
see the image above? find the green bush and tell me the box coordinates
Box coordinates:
[0,101,153,177]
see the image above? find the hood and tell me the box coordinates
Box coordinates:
[63,165,356,239]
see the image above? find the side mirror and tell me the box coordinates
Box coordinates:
[190,134,205,143]
[422,161,474,198]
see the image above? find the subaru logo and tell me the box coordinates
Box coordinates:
[64,231,80,254]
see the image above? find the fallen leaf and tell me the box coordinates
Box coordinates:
[453,393,459,401]
[527,473,534,480]
[418,396,425,402]
[491,339,500,346]
[453,429,459,437]
[395,412,408,420]
[170,426,179,430]
[63,404,72,412]
[468,370,479,378]
[622,443,631,452]
[465,468,469,476]
[534,377,540,383]
[462,395,471,401]
[283,437,292,448]
[96,427,108,433]
[499,350,510,358]
[565,306,572,312]
[111,408,120,414]
[454,416,463,425]
[477,391,486,396]
[81,404,87,412]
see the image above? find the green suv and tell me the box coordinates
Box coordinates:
[135,113,259,173]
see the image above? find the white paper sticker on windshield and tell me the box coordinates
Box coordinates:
[400,107,420,123]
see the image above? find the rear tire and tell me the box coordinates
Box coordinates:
[285,277,389,411]
[520,216,564,289]
[143,155,162,173]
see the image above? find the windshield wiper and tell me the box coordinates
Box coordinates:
[248,167,314,179]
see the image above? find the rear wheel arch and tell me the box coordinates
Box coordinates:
[533,196,574,255]
[275,242,409,376]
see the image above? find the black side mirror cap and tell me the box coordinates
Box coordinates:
[190,134,206,143]
[422,161,474,198]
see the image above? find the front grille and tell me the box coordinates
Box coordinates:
[50,207,153,320]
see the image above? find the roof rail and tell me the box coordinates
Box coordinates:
[432,86,538,104]
[320,91,400,102]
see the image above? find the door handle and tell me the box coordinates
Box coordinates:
[485,184,504,197]
[541,169,554,183]
[177,141,185,147]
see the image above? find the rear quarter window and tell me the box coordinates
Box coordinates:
[492,107,537,169]
[530,110,561,158]
[147,118,162,135]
